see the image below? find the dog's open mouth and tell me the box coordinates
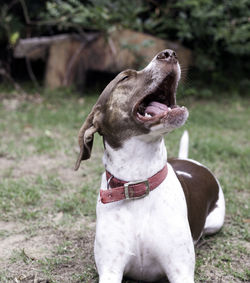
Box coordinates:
[134,73,186,125]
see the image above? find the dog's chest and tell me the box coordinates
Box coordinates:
[95,167,192,280]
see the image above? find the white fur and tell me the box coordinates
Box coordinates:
[178,130,189,159]
[95,136,195,283]
[141,56,181,95]
[204,184,225,235]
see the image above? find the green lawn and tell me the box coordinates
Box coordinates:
[0,89,249,282]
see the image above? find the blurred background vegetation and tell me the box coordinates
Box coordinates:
[0,0,250,96]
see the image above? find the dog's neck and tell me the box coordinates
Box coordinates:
[103,136,167,181]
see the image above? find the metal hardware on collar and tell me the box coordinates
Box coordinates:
[124,180,150,200]
[107,175,113,189]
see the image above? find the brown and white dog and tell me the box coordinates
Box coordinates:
[75,50,225,283]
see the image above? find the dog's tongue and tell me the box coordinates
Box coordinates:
[145,101,168,116]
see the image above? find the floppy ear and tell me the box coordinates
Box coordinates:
[74,107,101,171]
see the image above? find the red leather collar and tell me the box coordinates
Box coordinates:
[100,165,168,204]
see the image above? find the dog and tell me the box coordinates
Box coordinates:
[75,49,225,283]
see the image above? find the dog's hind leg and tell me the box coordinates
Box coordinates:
[203,184,225,235]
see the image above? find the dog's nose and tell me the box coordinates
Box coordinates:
[156,50,177,62]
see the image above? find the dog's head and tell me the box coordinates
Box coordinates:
[75,49,188,170]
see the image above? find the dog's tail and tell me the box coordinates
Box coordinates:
[178,130,189,159]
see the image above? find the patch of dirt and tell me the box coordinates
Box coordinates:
[0,221,26,260]
[2,99,21,111]
[1,226,96,283]
[0,234,26,259]
[0,154,84,186]
[0,221,23,232]
[0,227,57,263]
[0,158,15,175]
[0,93,43,109]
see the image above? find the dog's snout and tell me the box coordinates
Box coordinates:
[157,49,177,62]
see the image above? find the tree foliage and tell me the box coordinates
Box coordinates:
[42,0,149,33]
[0,0,249,87]
[163,0,250,70]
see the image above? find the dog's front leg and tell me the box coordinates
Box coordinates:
[95,206,132,283]
[156,218,195,283]
[161,244,195,283]
[95,231,127,283]
[166,269,195,283]
[98,272,123,283]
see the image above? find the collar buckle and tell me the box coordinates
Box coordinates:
[124,180,150,200]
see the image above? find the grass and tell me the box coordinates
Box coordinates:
[0,87,249,282]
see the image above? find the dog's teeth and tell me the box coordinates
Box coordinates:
[168,107,171,111]
[145,113,152,118]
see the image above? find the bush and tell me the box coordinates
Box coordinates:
[42,0,250,87]
[0,0,249,91]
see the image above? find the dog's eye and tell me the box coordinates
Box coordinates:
[120,75,129,82]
